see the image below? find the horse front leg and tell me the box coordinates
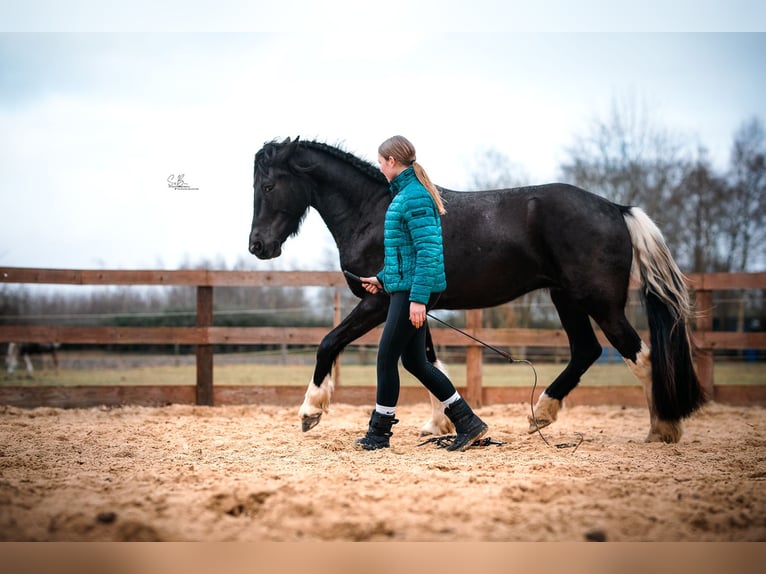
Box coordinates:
[299,295,388,431]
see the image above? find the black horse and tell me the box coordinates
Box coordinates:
[249,137,706,443]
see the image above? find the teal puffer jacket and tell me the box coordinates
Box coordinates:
[376,167,447,304]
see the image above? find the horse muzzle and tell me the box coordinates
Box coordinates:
[249,237,282,259]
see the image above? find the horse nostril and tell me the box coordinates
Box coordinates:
[250,240,263,255]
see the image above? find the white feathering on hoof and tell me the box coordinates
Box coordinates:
[624,341,652,405]
[528,392,562,433]
[645,419,683,443]
[419,359,455,436]
[624,342,684,443]
[298,376,334,423]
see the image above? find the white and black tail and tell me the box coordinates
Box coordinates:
[623,207,707,420]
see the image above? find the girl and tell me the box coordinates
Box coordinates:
[356,135,488,452]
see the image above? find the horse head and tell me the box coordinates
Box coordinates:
[249,137,315,259]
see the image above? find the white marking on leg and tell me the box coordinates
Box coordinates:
[528,392,562,433]
[298,375,334,419]
[623,342,682,442]
[420,392,454,436]
[624,341,652,405]
[419,359,455,436]
[6,343,18,374]
[23,354,34,375]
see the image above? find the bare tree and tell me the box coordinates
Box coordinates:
[725,116,766,272]
[674,147,729,272]
[560,95,689,257]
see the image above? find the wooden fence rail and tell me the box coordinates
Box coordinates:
[1,267,764,409]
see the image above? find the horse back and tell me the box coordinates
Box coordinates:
[437,183,632,309]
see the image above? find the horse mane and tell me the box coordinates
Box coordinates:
[255,138,387,185]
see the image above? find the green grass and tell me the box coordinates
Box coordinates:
[4,357,764,387]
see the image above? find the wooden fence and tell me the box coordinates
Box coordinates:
[1,267,764,409]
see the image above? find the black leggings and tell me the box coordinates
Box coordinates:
[376,291,456,408]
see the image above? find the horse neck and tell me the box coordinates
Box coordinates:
[304,150,389,249]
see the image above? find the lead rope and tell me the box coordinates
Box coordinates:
[426,312,583,453]
[340,272,581,450]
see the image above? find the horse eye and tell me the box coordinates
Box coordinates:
[262,183,274,194]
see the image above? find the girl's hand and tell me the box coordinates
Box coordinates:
[410,301,426,328]
[360,276,381,294]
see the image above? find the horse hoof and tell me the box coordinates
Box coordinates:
[644,430,682,443]
[302,413,322,432]
[645,432,677,443]
[645,419,683,443]
[419,420,454,437]
[527,416,552,434]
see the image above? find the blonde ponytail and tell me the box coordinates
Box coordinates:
[378,135,446,215]
[412,161,446,215]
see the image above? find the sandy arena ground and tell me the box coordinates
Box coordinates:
[0,400,764,542]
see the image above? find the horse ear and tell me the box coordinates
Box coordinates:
[282,137,291,144]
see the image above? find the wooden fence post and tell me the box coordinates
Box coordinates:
[695,289,715,401]
[465,309,483,407]
[196,286,214,406]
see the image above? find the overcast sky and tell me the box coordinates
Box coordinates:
[1,2,765,272]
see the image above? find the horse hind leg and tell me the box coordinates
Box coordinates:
[529,291,602,433]
[621,341,683,443]
[597,313,683,443]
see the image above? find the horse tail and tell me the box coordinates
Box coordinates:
[622,207,707,420]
